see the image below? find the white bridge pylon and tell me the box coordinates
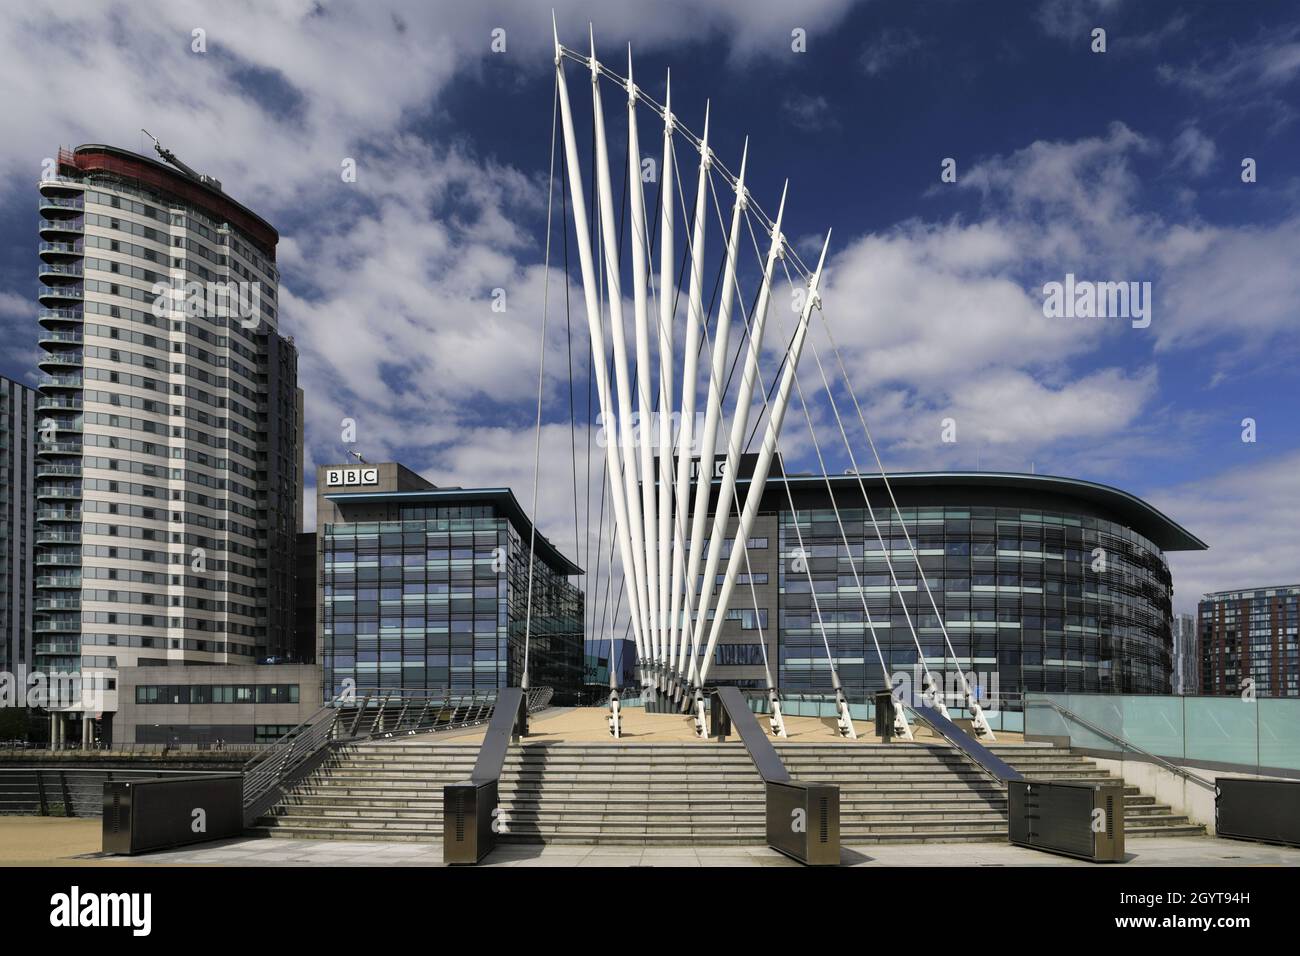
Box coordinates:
[546,19,995,742]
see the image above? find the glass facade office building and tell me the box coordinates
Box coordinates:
[316,464,584,705]
[694,470,1205,707]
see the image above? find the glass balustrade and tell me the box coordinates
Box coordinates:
[1025,692,1300,774]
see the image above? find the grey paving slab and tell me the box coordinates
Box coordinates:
[124,834,1300,868]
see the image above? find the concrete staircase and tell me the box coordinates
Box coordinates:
[253,738,1204,845]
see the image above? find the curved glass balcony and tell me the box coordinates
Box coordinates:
[34,619,81,633]
[39,240,83,259]
[38,195,83,213]
[38,351,83,368]
[36,575,81,589]
[37,373,83,389]
[36,461,81,478]
[39,217,84,235]
[38,331,83,347]
[36,441,82,457]
[34,642,83,658]
[35,597,81,612]
[37,508,81,522]
[38,262,83,280]
[36,530,82,544]
[35,395,82,412]
[38,308,83,331]
[36,483,82,500]
[38,176,84,194]
[35,553,82,567]
[38,284,83,302]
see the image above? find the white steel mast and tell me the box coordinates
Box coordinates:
[553,24,648,681]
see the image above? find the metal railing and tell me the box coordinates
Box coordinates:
[1034,696,1216,791]
[711,687,792,784]
[242,686,554,823]
[0,768,230,817]
[902,702,1024,784]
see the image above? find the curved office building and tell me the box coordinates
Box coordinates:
[698,469,1206,705]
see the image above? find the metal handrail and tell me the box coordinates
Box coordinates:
[1038,698,1216,791]
[241,700,341,816]
[712,687,791,784]
[903,703,1024,784]
[468,688,528,785]
[0,767,231,817]
[243,687,556,820]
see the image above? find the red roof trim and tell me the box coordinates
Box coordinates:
[61,146,278,259]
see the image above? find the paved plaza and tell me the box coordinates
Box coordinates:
[3,818,1297,867]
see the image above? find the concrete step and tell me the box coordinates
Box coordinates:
[259,734,1205,846]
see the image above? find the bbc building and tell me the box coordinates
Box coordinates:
[313,463,585,706]
[691,465,1204,706]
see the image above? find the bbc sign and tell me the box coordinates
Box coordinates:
[325,467,379,487]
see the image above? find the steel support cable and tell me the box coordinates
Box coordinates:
[601,62,656,675]
[681,169,795,682]
[773,254,911,735]
[727,468,784,718]
[589,102,641,677]
[555,49,656,709]
[661,136,740,683]
[780,278,956,717]
[695,206,840,705]
[522,77,560,687]
[587,114,721,693]
[752,221,943,713]
[680,196,783,705]
[671,154,754,678]
[701,168,784,439]
[739,210,921,692]
[560,46,815,279]
[813,314,984,721]
[559,114,582,610]
[595,110,676,686]
[618,79,664,678]
[560,46,819,706]
[708,173,798,456]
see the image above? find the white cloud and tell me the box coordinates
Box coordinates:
[1157,25,1300,128]
[1168,125,1216,177]
[1158,26,1300,97]
[781,93,838,132]
[1152,217,1300,356]
[0,0,867,205]
[1150,449,1300,615]
[858,27,924,76]
[1036,0,1126,42]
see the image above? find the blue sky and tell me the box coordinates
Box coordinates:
[1,0,1297,613]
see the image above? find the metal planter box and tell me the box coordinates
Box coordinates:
[766,780,840,866]
[443,780,498,864]
[102,774,244,855]
[1008,779,1125,862]
[1216,778,1300,848]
